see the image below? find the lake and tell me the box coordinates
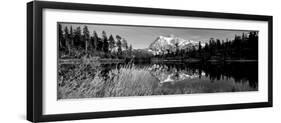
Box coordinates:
[57,61,258,99]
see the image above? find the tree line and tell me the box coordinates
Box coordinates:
[58,24,133,59]
[155,31,258,60]
[59,24,258,61]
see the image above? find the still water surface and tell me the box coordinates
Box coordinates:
[58,62,258,99]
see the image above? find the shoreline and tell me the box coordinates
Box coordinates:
[59,58,258,64]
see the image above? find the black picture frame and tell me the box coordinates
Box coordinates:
[27,1,273,122]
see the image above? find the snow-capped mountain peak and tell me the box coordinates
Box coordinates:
[148,35,203,55]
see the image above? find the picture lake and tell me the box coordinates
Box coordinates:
[58,61,258,99]
[57,23,259,100]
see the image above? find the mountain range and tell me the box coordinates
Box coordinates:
[147,35,205,55]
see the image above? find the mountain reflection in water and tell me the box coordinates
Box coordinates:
[149,64,205,84]
[57,62,258,99]
[147,62,257,87]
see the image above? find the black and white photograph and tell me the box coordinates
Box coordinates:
[57,22,259,99]
[24,1,273,122]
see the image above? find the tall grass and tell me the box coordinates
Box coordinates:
[58,64,158,99]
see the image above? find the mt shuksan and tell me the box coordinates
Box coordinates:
[148,35,204,55]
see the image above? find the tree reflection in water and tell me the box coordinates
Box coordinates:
[57,61,258,99]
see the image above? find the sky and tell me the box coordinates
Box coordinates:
[60,23,253,49]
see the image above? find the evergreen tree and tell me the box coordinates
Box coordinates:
[108,35,115,52]
[64,26,71,54]
[92,31,99,51]
[97,37,103,51]
[128,44,133,57]
[116,35,122,56]
[175,42,179,56]
[73,27,82,48]
[58,24,65,51]
[209,38,215,56]
[102,31,109,53]
[69,26,74,46]
[198,41,202,57]
[83,26,90,52]
[216,39,221,49]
